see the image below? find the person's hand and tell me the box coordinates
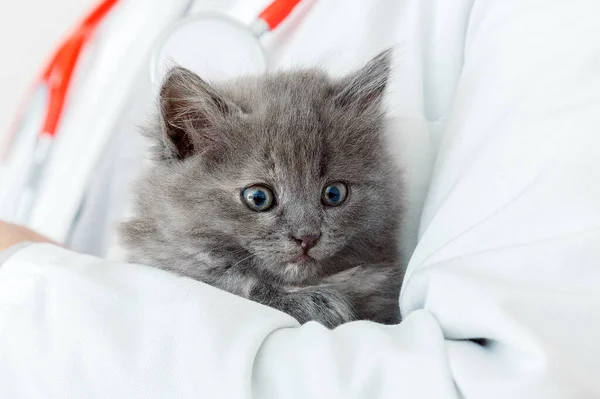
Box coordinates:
[0,221,57,251]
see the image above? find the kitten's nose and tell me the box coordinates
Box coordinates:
[292,234,320,251]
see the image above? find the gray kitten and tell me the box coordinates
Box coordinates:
[121,50,404,328]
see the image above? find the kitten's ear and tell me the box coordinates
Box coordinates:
[333,49,391,113]
[157,66,239,160]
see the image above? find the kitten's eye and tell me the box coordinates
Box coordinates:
[242,185,275,211]
[322,182,348,207]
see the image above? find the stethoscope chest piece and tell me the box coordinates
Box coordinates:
[151,13,268,87]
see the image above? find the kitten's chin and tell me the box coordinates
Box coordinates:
[290,253,314,263]
[271,260,322,285]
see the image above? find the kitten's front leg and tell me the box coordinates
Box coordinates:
[212,268,355,328]
[251,283,356,329]
[321,264,403,324]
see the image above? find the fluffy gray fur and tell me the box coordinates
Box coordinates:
[121,50,404,328]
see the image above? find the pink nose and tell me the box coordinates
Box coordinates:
[292,235,320,251]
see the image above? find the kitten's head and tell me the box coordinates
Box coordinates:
[127,50,402,284]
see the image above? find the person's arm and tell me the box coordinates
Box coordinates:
[0,241,31,265]
[0,243,455,398]
[2,231,599,399]
[0,221,57,266]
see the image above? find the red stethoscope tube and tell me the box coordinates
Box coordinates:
[40,0,119,139]
[259,0,302,30]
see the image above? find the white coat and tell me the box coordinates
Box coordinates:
[1,0,600,397]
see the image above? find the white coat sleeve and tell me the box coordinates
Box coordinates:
[0,244,457,399]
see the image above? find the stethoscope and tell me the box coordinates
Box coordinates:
[2,0,302,224]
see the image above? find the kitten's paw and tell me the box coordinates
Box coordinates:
[284,287,356,329]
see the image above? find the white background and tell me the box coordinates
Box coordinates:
[0,0,95,140]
